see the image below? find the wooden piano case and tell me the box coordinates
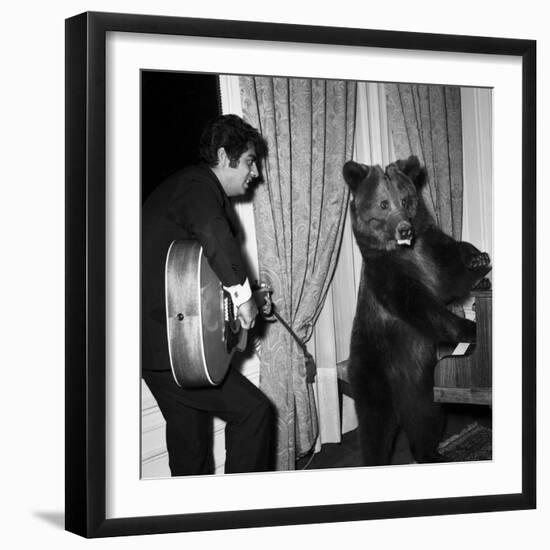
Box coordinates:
[434,290,492,406]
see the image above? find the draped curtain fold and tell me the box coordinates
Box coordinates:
[385,84,464,239]
[239,76,356,470]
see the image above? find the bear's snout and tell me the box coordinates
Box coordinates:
[386,209,414,246]
[397,221,414,240]
[395,219,414,246]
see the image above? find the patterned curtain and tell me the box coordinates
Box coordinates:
[240,76,357,470]
[385,84,463,238]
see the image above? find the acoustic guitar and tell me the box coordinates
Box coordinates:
[165,240,270,388]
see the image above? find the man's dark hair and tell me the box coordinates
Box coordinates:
[199,114,268,170]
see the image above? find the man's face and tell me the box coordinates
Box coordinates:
[219,145,259,197]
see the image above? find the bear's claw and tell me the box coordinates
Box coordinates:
[465,251,491,270]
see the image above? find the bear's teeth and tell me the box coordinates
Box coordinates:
[397,239,412,246]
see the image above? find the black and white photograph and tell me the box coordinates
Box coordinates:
[0,2,539,546]
[60,12,538,538]
[60,12,536,537]
[140,71,494,479]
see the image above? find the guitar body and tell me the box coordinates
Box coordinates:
[165,240,240,387]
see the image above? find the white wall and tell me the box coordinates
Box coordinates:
[2,1,547,549]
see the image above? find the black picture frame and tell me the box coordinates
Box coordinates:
[65,11,536,538]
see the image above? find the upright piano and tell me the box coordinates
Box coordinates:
[434,290,492,406]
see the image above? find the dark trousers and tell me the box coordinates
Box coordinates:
[143,367,274,476]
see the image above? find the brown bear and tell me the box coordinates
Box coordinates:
[342,155,491,466]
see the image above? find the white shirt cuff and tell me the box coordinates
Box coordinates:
[223,278,252,308]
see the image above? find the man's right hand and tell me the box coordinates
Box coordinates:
[237,297,259,330]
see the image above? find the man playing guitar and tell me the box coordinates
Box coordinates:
[141,114,273,476]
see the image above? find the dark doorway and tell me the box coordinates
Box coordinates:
[141,71,221,202]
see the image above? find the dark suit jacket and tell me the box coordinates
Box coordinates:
[142,164,247,371]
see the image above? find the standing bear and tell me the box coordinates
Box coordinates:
[343,155,491,466]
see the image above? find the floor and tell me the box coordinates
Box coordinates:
[297,403,492,470]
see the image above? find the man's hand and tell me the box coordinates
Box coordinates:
[237,297,258,330]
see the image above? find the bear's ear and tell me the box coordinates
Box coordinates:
[343,161,369,192]
[395,155,426,189]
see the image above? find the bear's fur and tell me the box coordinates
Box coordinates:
[343,155,491,466]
